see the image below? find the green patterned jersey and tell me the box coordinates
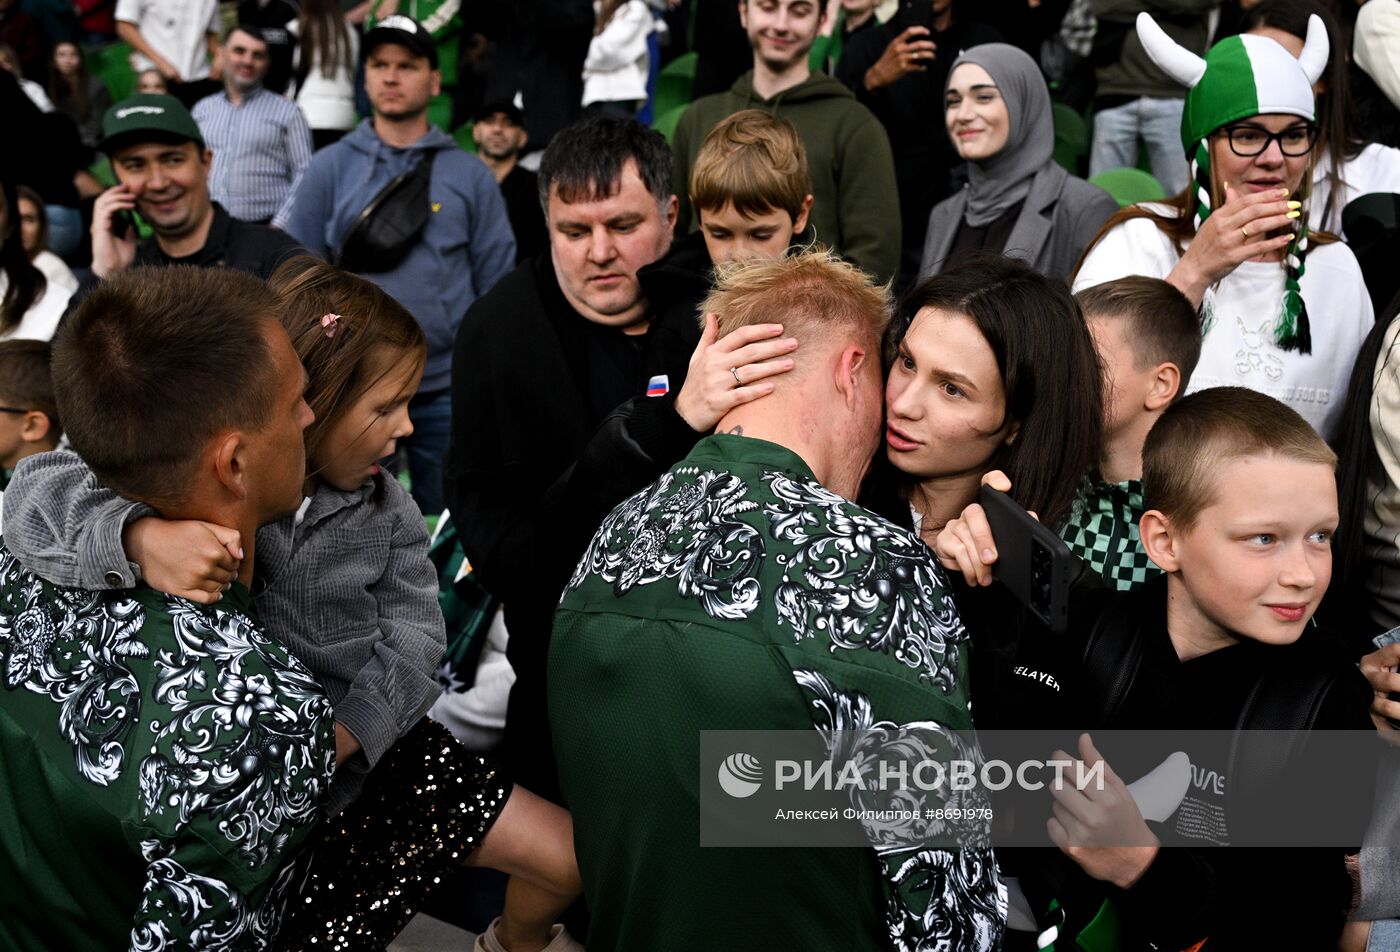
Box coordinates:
[0,543,334,950]
[1060,475,1161,591]
[550,435,1004,952]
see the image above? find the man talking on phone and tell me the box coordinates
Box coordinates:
[87,93,301,289]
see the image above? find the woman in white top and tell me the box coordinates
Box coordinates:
[1241,0,1400,237]
[289,0,360,150]
[582,0,653,118]
[1074,14,1373,441]
[0,178,71,343]
[15,186,77,296]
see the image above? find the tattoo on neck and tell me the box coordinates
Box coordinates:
[723,425,745,436]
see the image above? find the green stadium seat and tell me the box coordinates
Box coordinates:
[1052,102,1089,175]
[428,92,453,133]
[1088,167,1168,207]
[651,51,697,119]
[652,104,688,146]
[87,42,135,102]
[453,121,477,154]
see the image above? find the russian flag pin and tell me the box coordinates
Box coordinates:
[646,374,670,398]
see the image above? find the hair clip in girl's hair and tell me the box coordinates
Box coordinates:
[321,313,342,338]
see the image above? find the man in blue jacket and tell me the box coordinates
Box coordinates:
[277,15,516,516]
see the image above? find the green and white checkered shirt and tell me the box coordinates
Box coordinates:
[1059,475,1161,591]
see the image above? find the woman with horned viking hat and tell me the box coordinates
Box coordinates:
[1072,12,1373,441]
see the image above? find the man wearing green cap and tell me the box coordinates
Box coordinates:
[87,93,301,286]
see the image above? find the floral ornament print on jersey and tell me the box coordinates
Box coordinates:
[566,466,765,619]
[795,668,1006,952]
[566,465,968,694]
[765,472,967,694]
[0,547,334,949]
[0,554,148,785]
[142,598,332,870]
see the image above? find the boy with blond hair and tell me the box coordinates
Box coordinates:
[1060,276,1200,589]
[688,109,814,266]
[938,387,1375,949]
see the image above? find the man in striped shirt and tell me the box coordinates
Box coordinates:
[193,24,313,223]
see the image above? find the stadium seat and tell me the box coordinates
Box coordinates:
[652,104,688,145]
[1052,102,1089,175]
[1088,167,1168,207]
[650,51,697,120]
[86,42,135,102]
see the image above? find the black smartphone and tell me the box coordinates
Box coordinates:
[979,486,1074,634]
[111,209,134,240]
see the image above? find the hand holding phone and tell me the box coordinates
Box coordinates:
[933,471,1011,588]
[91,185,139,279]
[1363,631,1400,731]
[979,485,1074,633]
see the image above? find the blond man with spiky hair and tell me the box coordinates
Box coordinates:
[551,248,1006,952]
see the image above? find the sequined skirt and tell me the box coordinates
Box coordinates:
[275,716,510,950]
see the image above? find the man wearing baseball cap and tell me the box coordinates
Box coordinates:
[472,100,547,263]
[88,93,302,286]
[277,16,515,518]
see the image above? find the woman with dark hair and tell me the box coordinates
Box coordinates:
[288,0,359,150]
[1074,14,1372,441]
[879,254,1103,542]
[0,174,70,341]
[1240,0,1400,237]
[47,39,111,150]
[857,254,1102,743]
[15,185,77,295]
[920,43,1118,282]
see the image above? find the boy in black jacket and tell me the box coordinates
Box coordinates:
[938,387,1376,949]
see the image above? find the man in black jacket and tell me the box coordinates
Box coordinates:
[86,94,301,287]
[445,118,798,800]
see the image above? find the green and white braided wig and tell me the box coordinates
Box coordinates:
[1137,12,1329,353]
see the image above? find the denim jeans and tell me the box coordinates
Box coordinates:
[1371,919,1400,952]
[1089,97,1190,196]
[396,387,452,518]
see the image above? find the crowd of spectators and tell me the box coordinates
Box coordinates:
[3,0,1400,949]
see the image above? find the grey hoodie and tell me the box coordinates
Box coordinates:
[276,120,517,392]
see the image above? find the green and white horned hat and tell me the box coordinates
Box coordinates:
[1137,11,1328,353]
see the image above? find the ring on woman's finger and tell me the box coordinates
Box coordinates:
[1241,225,1250,239]
[731,366,743,386]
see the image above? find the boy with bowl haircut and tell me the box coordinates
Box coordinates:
[688,109,815,266]
[1060,276,1201,590]
[0,340,61,487]
[937,387,1375,949]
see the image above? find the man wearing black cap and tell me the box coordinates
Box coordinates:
[278,15,515,518]
[472,100,547,263]
[88,93,302,284]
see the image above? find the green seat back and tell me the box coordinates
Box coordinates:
[87,42,135,102]
[1088,167,1168,207]
[652,104,688,145]
[1052,102,1089,175]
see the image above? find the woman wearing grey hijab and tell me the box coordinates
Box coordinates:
[919,44,1117,281]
